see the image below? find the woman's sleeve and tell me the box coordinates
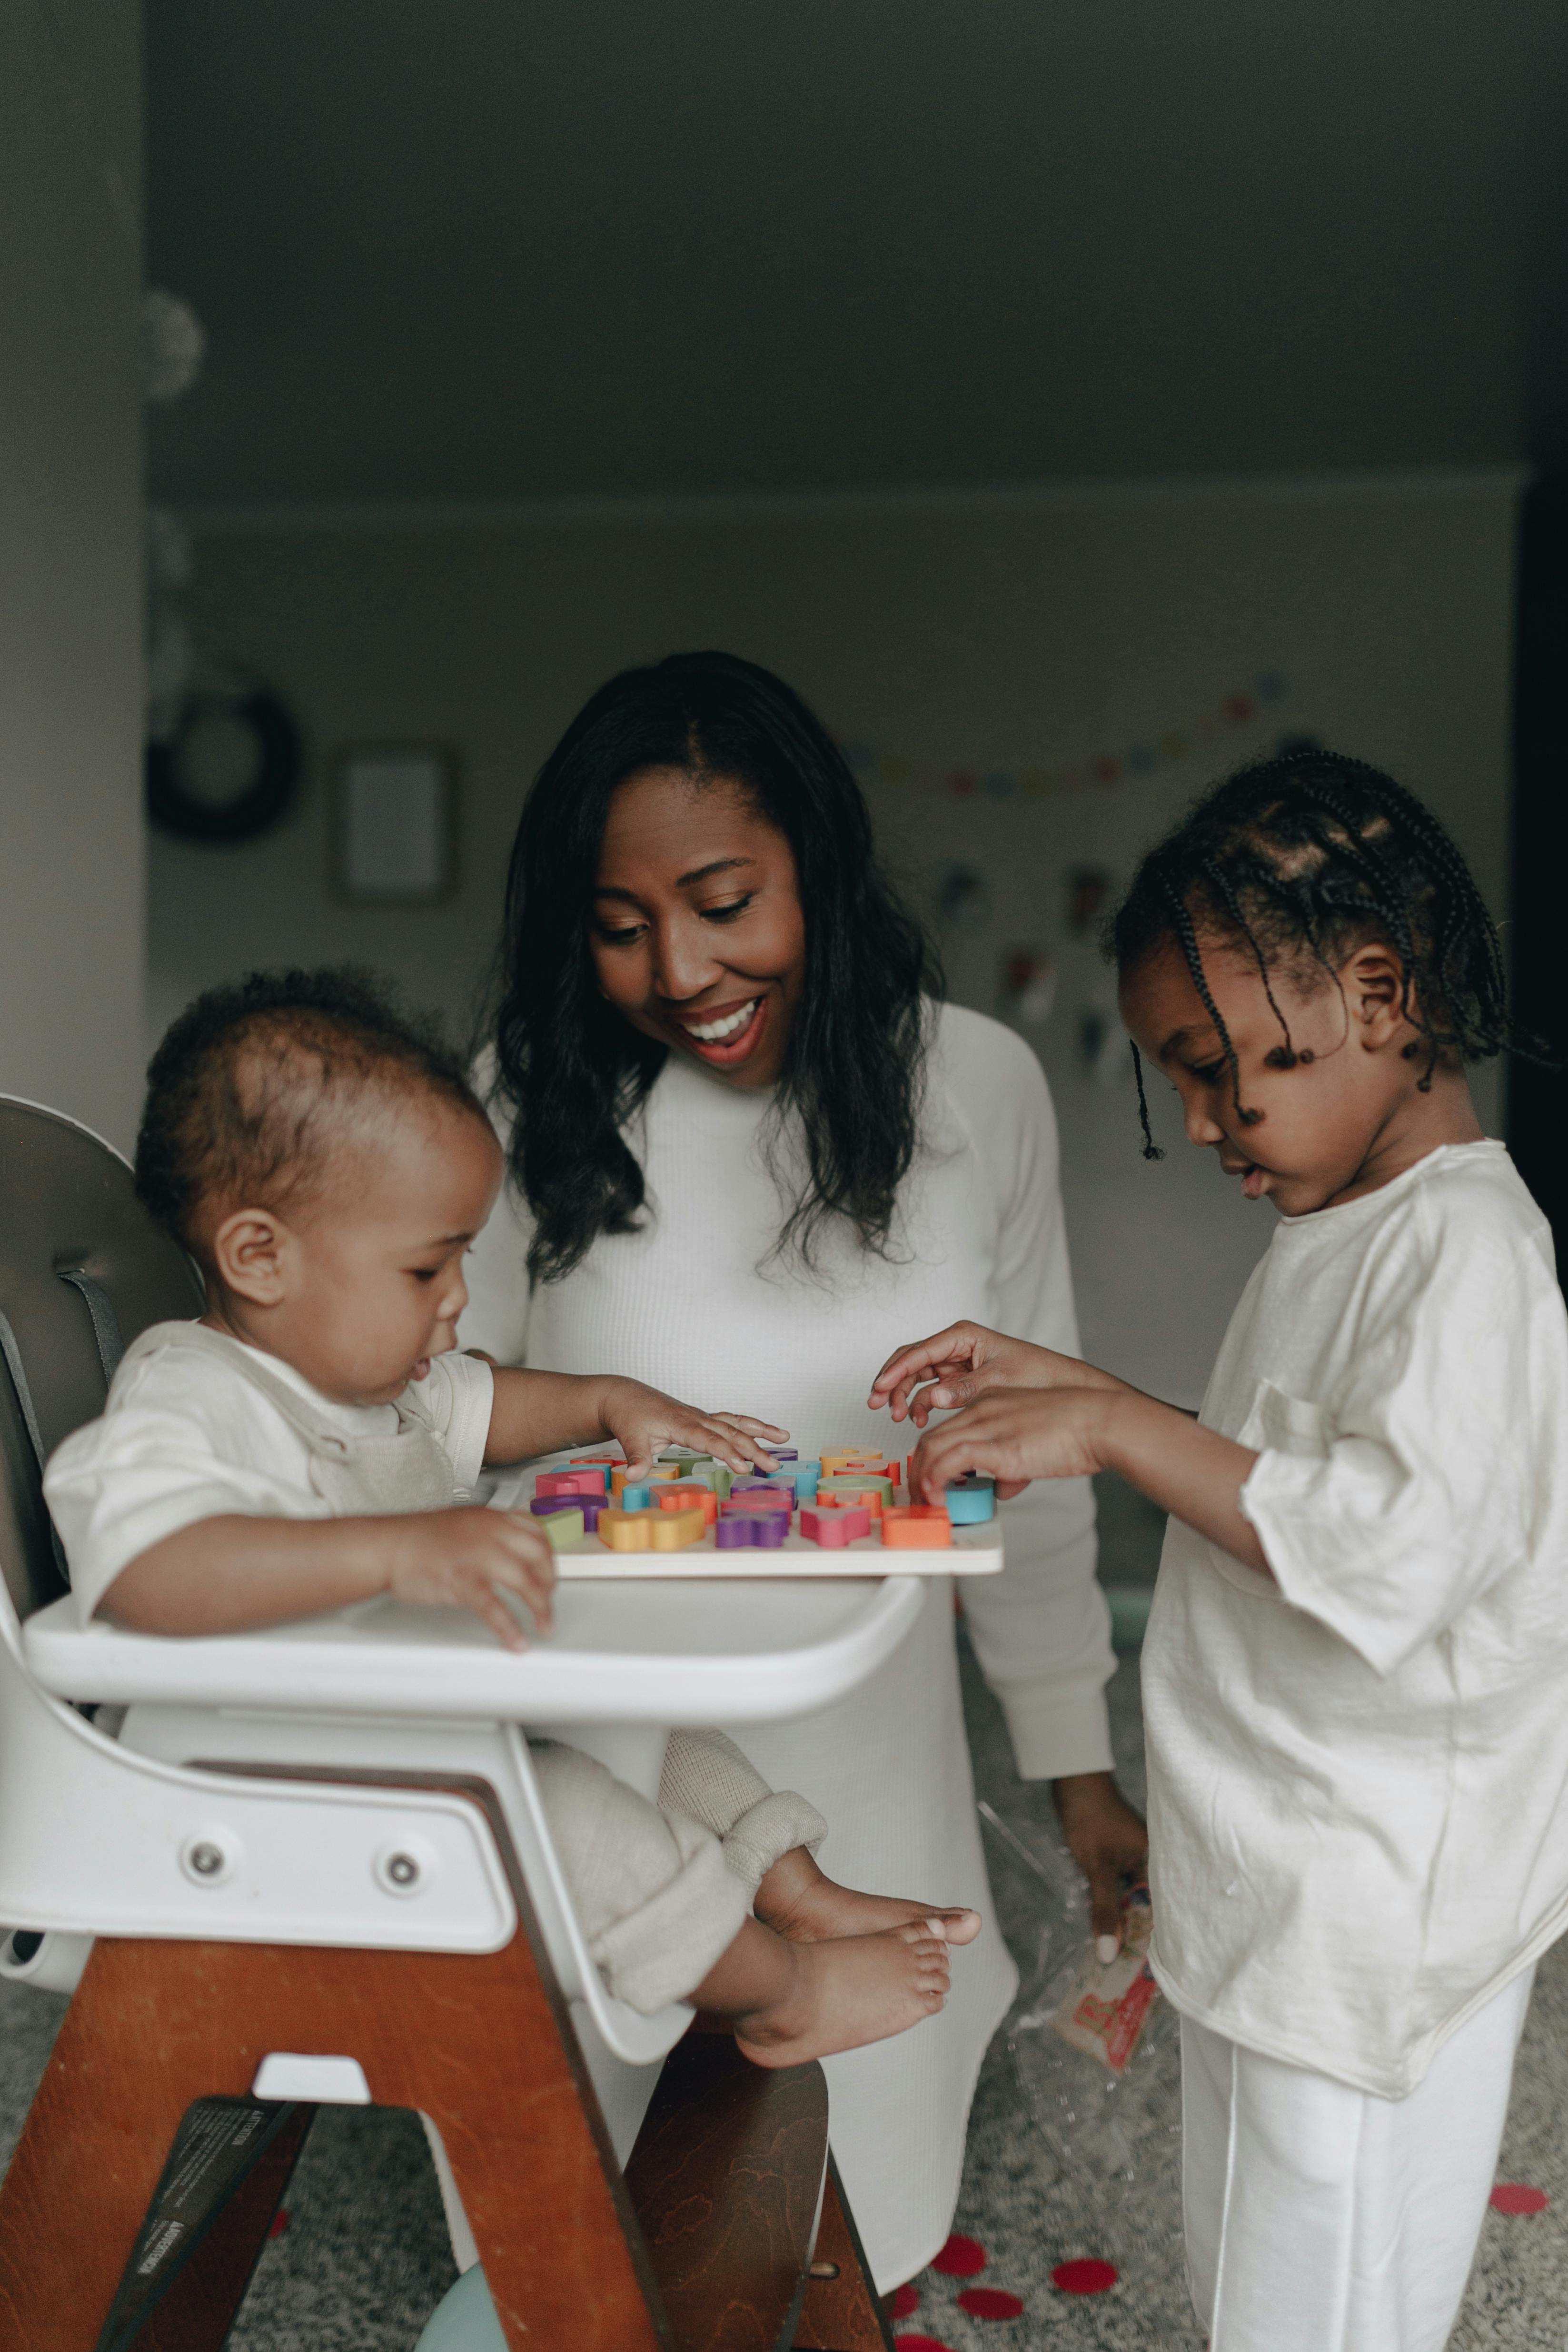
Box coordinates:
[955,1033,1117,1779]
[457,1176,536,1365]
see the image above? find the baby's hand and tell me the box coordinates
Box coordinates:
[597,1379,788,1479]
[385,1506,556,1653]
[870,1321,1111,1425]
[907,1388,1115,1503]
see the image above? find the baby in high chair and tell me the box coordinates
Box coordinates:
[45,968,979,2061]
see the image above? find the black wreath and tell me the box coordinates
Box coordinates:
[146,686,303,844]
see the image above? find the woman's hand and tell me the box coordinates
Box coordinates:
[869,1320,1124,1427]
[386,1506,557,1652]
[1054,1773,1150,1955]
[907,1387,1117,1502]
[596,1378,789,1479]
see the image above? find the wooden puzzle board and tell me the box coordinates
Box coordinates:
[498,1464,1004,1579]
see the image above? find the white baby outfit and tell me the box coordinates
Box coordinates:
[45,1321,825,2015]
[1143,1140,1568,2349]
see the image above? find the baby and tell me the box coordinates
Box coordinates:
[45,968,979,2061]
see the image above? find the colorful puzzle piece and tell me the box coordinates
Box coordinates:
[539,1506,586,1551]
[659,1481,719,1526]
[944,1475,996,1524]
[799,1501,873,1547]
[817,1479,890,1517]
[715,1512,788,1548]
[599,1504,706,1551]
[536,1466,608,1499]
[881,1505,953,1548]
[727,1482,793,1511]
[531,1494,606,1534]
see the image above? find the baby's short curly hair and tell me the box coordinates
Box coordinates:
[136,967,487,1259]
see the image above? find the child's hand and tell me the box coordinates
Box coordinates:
[870,1320,1121,1426]
[597,1379,789,1479]
[386,1505,557,1653]
[907,1387,1116,1502]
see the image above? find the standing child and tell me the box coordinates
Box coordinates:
[868,751,1568,2351]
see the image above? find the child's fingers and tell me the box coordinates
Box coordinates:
[707,1413,791,1441]
[687,1417,778,1473]
[473,1582,529,1652]
[868,1325,982,1411]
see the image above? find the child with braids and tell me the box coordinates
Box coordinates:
[869,751,1568,2352]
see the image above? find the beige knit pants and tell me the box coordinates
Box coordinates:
[528,1727,827,2014]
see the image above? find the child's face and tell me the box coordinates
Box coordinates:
[1119,927,1429,1217]
[210,1093,504,1404]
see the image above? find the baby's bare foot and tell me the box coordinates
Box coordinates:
[756,1852,981,1948]
[735,1924,951,2067]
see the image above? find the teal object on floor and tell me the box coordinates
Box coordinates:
[945,1476,995,1523]
[415,2265,507,2352]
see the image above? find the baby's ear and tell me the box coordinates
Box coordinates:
[1344,941,1409,1047]
[210,1204,290,1304]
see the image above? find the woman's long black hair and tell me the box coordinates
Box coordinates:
[490,651,940,1282]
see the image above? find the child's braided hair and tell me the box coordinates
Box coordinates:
[1108,749,1528,1160]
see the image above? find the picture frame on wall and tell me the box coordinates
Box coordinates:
[331,744,458,906]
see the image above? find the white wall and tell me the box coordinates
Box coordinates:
[154,473,1519,1399]
[0,0,145,1151]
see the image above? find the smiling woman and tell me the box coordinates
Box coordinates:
[461,651,1143,2290]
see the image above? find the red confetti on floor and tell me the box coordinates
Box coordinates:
[931,2233,986,2277]
[957,2286,1025,2320]
[1491,2183,1550,2215]
[1052,2257,1119,2294]
[888,2283,920,2317]
[268,2209,290,2239]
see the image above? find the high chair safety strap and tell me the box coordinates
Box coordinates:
[0,1309,69,1582]
[57,1267,125,1386]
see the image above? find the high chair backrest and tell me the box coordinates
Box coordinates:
[0,1097,202,1620]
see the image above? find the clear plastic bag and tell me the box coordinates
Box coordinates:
[982,1801,1182,2192]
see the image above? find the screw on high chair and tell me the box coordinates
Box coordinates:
[0,1096,905,2351]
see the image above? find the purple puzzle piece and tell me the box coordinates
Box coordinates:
[715,1513,788,1548]
[533,1494,606,1533]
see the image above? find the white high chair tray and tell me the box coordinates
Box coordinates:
[21,1573,927,1724]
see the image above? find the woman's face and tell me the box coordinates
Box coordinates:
[589,766,806,1089]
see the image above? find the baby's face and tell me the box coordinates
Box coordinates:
[276,1097,503,1406]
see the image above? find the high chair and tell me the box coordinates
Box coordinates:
[0,1096,921,2351]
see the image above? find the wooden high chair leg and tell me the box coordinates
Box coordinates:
[0,1926,670,2352]
[0,1776,673,2352]
[792,2160,897,2352]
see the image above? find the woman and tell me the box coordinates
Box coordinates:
[461,650,1145,2288]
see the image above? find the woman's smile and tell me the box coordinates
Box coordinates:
[672,992,770,1066]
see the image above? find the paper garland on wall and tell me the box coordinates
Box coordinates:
[840,672,1288,802]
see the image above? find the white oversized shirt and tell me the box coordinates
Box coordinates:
[1143,1141,1568,2096]
[45,1332,494,1626]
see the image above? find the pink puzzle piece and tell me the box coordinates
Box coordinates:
[536,1466,609,1499]
[799,1502,873,1548]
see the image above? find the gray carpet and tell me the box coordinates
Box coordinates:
[1,1481,1562,2347]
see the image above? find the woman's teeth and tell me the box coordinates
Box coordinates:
[685,1000,757,1043]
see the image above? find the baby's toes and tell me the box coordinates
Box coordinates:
[931,1907,982,1945]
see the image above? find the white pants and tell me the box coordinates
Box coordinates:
[1181,1967,1534,2352]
